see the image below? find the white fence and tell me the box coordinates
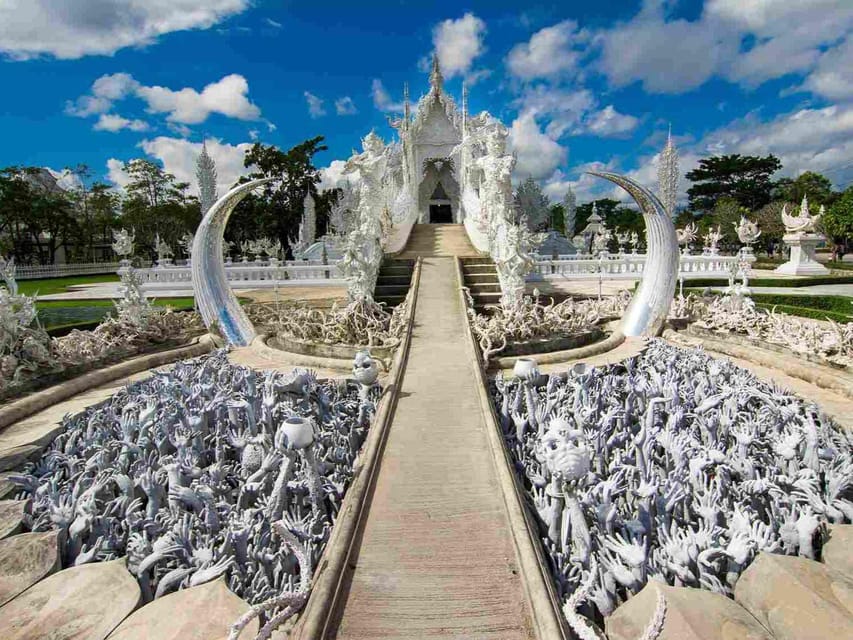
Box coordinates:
[137,260,344,293]
[530,253,750,281]
[15,261,125,280]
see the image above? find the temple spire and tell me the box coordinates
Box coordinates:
[462,81,468,135]
[429,53,444,94]
[403,82,410,122]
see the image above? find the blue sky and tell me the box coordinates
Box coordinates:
[1,0,852,204]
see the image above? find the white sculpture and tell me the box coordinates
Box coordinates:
[563,187,577,238]
[592,227,612,255]
[734,215,761,246]
[475,126,515,252]
[196,140,218,216]
[703,225,722,255]
[340,131,387,301]
[676,222,698,254]
[114,265,153,328]
[179,232,195,266]
[775,196,829,275]
[111,228,135,259]
[657,126,679,219]
[154,233,173,267]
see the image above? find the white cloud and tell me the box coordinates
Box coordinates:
[0,0,249,60]
[432,13,486,78]
[371,79,404,113]
[304,91,326,118]
[508,111,567,180]
[796,35,853,101]
[265,18,282,29]
[585,105,639,138]
[506,20,586,80]
[137,74,261,124]
[335,96,357,116]
[318,160,353,191]
[69,72,262,129]
[248,129,259,141]
[65,72,139,116]
[93,113,150,133]
[107,136,253,194]
[595,0,853,94]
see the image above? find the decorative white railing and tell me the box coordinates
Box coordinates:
[15,261,129,279]
[530,253,750,281]
[137,260,343,289]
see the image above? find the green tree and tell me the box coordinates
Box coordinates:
[752,200,787,254]
[772,171,834,207]
[550,204,565,235]
[513,177,550,230]
[703,197,749,249]
[231,137,328,256]
[686,154,782,212]
[823,188,853,245]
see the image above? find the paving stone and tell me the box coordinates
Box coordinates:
[606,581,773,640]
[0,499,26,539]
[823,524,853,578]
[0,557,141,640]
[107,578,257,640]
[735,552,853,640]
[0,530,60,606]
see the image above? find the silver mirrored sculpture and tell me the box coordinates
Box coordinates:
[191,178,273,346]
[587,171,679,337]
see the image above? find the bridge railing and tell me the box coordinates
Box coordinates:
[15,261,130,279]
[136,261,344,289]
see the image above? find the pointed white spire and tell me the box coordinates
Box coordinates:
[800,194,810,217]
[657,124,679,219]
[403,82,410,122]
[196,140,218,216]
[429,53,444,94]
[562,186,576,238]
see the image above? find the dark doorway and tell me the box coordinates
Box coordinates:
[430,204,452,223]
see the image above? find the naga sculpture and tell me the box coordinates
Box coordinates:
[587,172,679,337]
[782,195,822,234]
[191,178,273,346]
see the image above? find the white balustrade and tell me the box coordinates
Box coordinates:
[15,261,134,279]
[530,253,752,281]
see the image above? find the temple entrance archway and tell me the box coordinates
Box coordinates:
[419,158,459,223]
[429,203,452,223]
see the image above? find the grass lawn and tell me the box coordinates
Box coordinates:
[17,274,121,296]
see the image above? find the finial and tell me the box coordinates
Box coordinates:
[429,53,444,93]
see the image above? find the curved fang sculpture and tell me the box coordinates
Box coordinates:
[192,178,273,345]
[587,171,679,337]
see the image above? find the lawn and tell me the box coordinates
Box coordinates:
[17,274,121,296]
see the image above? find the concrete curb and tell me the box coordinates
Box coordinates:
[492,329,626,370]
[289,257,422,640]
[0,335,215,432]
[668,327,853,401]
[454,258,571,640]
[250,335,358,372]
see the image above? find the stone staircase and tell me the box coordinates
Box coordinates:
[460,257,502,312]
[373,259,414,309]
[397,223,480,258]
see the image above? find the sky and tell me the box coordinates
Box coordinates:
[1,0,853,206]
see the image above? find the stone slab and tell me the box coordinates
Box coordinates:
[0,557,140,640]
[606,581,773,640]
[0,499,26,539]
[823,525,853,579]
[0,530,61,607]
[734,552,853,640]
[107,578,256,640]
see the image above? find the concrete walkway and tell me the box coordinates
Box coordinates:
[331,256,532,639]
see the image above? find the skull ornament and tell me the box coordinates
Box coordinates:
[352,350,379,387]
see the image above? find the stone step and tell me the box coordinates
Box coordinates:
[374,284,410,296]
[461,257,495,265]
[375,275,412,286]
[465,274,500,285]
[378,267,414,278]
[466,283,502,294]
[375,295,406,308]
[463,266,498,276]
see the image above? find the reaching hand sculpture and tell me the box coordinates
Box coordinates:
[587,172,679,337]
[191,178,273,346]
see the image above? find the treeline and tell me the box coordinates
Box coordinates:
[0,137,337,265]
[542,155,853,254]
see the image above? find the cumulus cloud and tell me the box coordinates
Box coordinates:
[68,72,262,129]
[318,159,354,191]
[0,0,249,60]
[107,136,253,194]
[371,79,404,113]
[304,91,326,118]
[795,35,853,101]
[508,111,567,180]
[93,113,150,133]
[506,20,587,80]
[584,105,640,138]
[432,13,487,78]
[137,74,261,124]
[596,0,853,94]
[335,96,357,116]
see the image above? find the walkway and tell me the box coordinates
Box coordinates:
[331,227,533,638]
